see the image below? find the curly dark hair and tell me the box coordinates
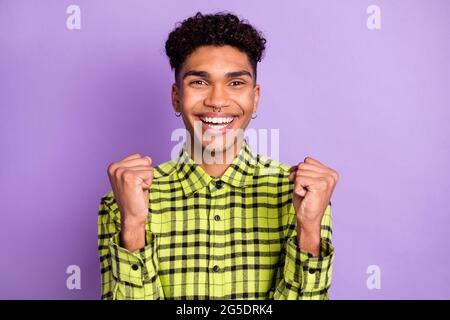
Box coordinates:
[165,11,266,85]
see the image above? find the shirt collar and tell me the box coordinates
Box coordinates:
[175,140,257,197]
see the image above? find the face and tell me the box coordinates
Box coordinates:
[171,45,260,156]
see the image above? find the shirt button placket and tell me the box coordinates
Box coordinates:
[209,179,225,298]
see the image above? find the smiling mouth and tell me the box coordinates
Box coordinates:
[199,116,236,130]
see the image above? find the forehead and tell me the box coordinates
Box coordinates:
[181,45,252,76]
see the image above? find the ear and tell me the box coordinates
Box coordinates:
[252,84,260,113]
[171,83,182,113]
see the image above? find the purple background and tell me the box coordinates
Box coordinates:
[1,0,449,299]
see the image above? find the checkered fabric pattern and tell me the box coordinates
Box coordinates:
[98,140,334,300]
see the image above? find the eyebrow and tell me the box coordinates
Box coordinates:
[182,70,253,80]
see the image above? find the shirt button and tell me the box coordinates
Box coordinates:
[308,268,317,274]
[214,215,221,221]
[131,264,139,271]
[215,180,223,189]
[213,265,221,272]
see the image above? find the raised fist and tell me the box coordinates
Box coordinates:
[107,153,153,226]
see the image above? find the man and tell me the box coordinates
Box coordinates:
[98,11,339,300]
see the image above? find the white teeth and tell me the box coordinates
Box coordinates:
[206,124,227,129]
[200,116,234,124]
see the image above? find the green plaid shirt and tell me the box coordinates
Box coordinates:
[98,141,334,300]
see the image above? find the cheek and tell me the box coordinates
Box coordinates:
[183,87,207,101]
[181,88,205,106]
[233,92,255,113]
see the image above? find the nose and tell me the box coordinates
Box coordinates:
[204,84,229,110]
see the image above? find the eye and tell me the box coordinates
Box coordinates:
[190,80,207,86]
[229,81,244,87]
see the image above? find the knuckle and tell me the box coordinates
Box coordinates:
[334,171,340,181]
[327,175,334,184]
[107,162,116,175]
[115,166,125,177]
[328,169,338,183]
[122,170,135,182]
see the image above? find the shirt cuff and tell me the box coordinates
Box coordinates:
[108,232,157,287]
[283,235,334,293]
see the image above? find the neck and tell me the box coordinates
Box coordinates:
[188,140,243,178]
[200,161,230,178]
